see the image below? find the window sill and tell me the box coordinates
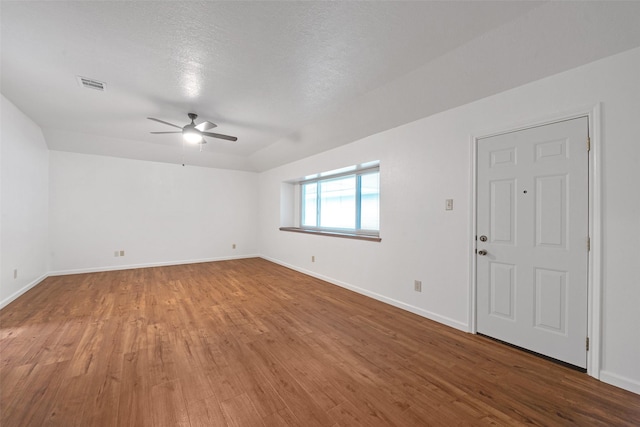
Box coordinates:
[279,227,381,242]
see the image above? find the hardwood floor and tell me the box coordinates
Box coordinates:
[1,258,638,426]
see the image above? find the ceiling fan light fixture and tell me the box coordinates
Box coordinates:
[183,129,203,144]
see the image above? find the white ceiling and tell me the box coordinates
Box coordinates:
[2,1,640,172]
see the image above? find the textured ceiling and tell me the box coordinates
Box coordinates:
[2,1,640,171]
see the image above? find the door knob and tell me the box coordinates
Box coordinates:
[478,250,488,256]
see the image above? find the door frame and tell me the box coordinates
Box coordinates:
[469,104,602,378]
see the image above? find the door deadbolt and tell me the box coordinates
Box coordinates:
[478,250,488,256]
[479,235,488,242]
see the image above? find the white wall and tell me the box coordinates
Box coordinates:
[0,94,50,308]
[258,47,640,393]
[49,151,259,273]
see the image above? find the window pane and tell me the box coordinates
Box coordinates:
[299,163,380,235]
[302,182,317,227]
[319,176,356,229]
[360,172,379,230]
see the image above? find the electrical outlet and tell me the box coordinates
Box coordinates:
[312,256,315,262]
[414,280,422,292]
[14,269,18,279]
[445,199,454,210]
[119,250,125,257]
[232,244,236,249]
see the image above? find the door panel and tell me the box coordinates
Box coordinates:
[490,147,517,167]
[535,174,567,248]
[490,262,516,320]
[534,268,566,333]
[535,138,567,161]
[490,180,516,244]
[477,117,589,368]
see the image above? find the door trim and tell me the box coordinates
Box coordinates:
[469,104,602,379]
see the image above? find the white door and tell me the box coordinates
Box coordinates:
[476,117,589,368]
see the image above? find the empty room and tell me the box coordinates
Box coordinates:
[1,1,639,426]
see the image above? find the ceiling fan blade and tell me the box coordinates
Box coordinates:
[202,131,238,142]
[147,117,182,129]
[150,131,181,134]
[195,121,217,131]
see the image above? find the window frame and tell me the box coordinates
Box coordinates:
[298,163,380,237]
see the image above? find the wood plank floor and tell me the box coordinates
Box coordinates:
[1,258,638,426]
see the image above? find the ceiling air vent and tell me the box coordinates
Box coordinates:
[76,76,106,91]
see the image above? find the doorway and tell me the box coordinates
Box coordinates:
[475,116,589,368]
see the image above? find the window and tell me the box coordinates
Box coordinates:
[299,163,379,236]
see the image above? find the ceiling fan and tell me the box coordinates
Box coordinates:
[147,113,237,144]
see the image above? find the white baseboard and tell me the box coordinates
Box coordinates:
[0,273,49,310]
[48,254,261,276]
[600,370,640,395]
[261,255,468,332]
